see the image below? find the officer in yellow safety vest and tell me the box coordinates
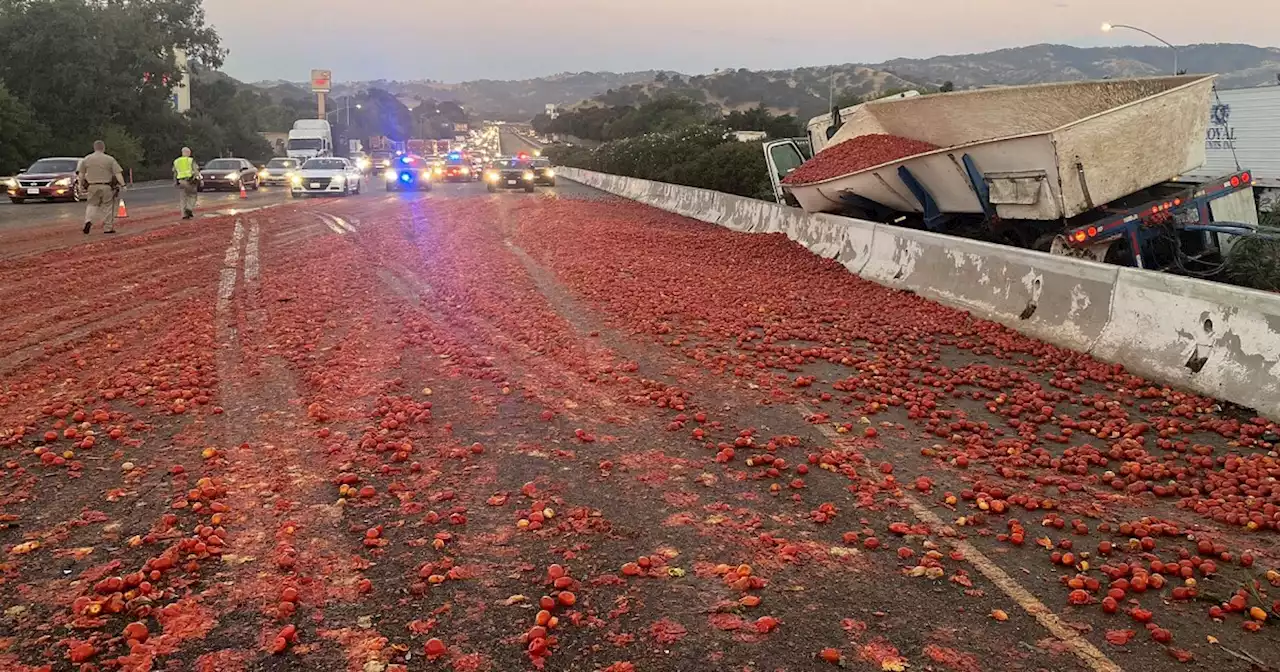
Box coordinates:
[173,147,200,220]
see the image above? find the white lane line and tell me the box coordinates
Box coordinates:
[331,214,356,233]
[802,404,1122,672]
[317,212,345,235]
[216,220,245,313]
[244,221,260,284]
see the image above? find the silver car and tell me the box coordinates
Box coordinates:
[258,157,300,186]
[291,157,363,197]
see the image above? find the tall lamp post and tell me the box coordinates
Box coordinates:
[324,97,362,125]
[1101,23,1179,75]
[324,98,363,155]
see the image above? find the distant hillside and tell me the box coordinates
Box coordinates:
[248,43,1280,122]
[580,66,916,119]
[876,43,1280,89]
[251,72,662,121]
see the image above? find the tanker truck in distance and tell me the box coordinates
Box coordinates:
[763,75,1261,277]
[287,120,334,160]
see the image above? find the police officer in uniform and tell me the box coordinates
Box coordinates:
[173,147,200,220]
[77,140,125,235]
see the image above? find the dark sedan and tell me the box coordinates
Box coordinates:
[530,157,557,186]
[383,154,433,192]
[483,159,536,193]
[198,158,261,192]
[6,157,86,203]
[441,157,476,183]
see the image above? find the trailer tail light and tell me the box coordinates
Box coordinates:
[1073,231,1087,242]
[1231,175,1240,187]
[1241,172,1251,183]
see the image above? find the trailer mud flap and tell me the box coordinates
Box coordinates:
[985,170,1048,206]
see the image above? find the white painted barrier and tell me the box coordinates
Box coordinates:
[557,167,1280,419]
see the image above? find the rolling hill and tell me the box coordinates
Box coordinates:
[248,43,1280,122]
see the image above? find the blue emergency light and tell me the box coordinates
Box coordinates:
[400,172,412,183]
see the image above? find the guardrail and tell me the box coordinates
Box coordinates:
[556,166,1280,419]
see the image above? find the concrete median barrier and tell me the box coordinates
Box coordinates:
[557,166,1280,418]
[1092,270,1280,418]
[859,224,1119,354]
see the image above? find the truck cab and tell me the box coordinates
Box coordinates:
[804,90,921,154]
[287,129,332,161]
[762,138,813,205]
[287,120,334,161]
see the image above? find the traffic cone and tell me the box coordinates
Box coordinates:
[116,198,128,219]
[239,182,247,199]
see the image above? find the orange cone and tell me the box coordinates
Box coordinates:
[239,182,247,199]
[116,198,128,219]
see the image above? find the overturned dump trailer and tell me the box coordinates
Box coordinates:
[766,76,1261,273]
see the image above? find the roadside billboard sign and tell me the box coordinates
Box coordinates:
[310,69,332,93]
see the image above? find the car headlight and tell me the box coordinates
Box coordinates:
[460,167,470,175]
[258,170,268,179]
[226,172,239,181]
[3,178,15,188]
[357,158,370,169]
[433,166,443,175]
[420,171,431,180]
[53,177,72,187]
[291,175,302,186]
[333,174,346,184]
[545,169,555,178]
[523,171,535,181]
[485,172,499,182]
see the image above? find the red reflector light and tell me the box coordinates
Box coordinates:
[1242,172,1251,183]
[1087,226,1098,237]
[1073,231,1087,242]
[1173,198,1181,206]
[1151,206,1160,214]
[1231,176,1240,187]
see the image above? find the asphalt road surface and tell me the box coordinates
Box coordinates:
[0,180,293,237]
[0,177,1276,672]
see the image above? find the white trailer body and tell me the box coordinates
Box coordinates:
[785,76,1217,221]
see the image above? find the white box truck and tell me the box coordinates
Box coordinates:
[287,120,333,161]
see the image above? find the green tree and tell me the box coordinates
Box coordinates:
[346,88,412,142]
[0,0,224,170]
[99,124,145,173]
[0,81,48,174]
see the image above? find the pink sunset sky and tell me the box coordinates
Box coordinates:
[203,0,1278,82]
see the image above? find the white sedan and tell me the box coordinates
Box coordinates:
[291,157,362,197]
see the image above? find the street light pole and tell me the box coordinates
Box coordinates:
[1101,23,1179,74]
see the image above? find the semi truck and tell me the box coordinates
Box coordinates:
[763,75,1261,276]
[287,120,333,161]
[1179,84,1280,211]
